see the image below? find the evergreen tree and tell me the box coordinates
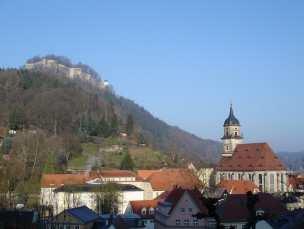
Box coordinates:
[110,112,119,136]
[8,107,26,130]
[120,151,134,170]
[96,117,111,138]
[126,114,134,136]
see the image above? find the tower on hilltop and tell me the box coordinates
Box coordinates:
[221,104,243,157]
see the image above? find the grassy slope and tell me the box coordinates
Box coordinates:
[68,140,180,170]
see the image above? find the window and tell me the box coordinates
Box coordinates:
[176,219,181,225]
[181,208,185,213]
[259,174,263,191]
[188,208,192,212]
[281,174,284,191]
[270,174,275,192]
[149,208,154,215]
[226,146,229,150]
[234,132,238,136]
[74,226,80,229]
[184,219,190,226]
[193,219,198,226]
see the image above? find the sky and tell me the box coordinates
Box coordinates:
[0,0,304,152]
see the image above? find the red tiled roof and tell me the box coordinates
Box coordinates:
[217,143,286,171]
[41,173,88,188]
[89,170,136,178]
[217,193,286,222]
[288,175,304,190]
[144,169,202,191]
[42,170,136,188]
[130,200,158,218]
[218,180,259,194]
[159,187,209,215]
[137,170,160,180]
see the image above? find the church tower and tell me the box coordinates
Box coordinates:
[221,105,243,157]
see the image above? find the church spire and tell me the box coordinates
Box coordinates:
[221,105,243,157]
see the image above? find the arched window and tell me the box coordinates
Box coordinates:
[149,208,154,215]
[141,208,147,215]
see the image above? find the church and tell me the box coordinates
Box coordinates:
[215,106,288,193]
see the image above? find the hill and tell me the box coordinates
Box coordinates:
[278,151,304,171]
[0,58,221,163]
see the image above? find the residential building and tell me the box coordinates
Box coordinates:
[154,187,216,229]
[256,209,304,229]
[137,169,202,199]
[216,193,286,229]
[216,106,288,193]
[42,206,99,229]
[125,199,158,229]
[41,171,146,215]
[41,169,203,216]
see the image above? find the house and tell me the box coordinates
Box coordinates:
[41,171,145,215]
[154,187,216,229]
[53,183,143,215]
[137,169,202,199]
[216,106,288,193]
[217,180,259,194]
[256,209,304,229]
[287,174,304,193]
[125,199,158,229]
[41,169,203,216]
[280,192,304,211]
[216,192,286,229]
[43,206,99,229]
[0,209,39,229]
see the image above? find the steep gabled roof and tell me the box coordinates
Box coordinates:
[65,206,99,224]
[217,143,286,171]
[129,200,158,219]
[216,193,286,222]
[159,188,209,215]
[218,180,259,194]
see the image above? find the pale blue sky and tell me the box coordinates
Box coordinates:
[1,0,304,151]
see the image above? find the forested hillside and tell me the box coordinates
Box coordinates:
[0,66,221,163]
